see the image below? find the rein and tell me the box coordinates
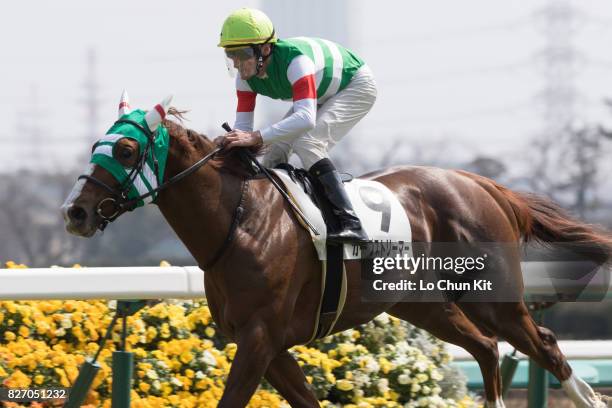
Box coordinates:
[78,119,241,268]
[78,119,314,269]
[79,119,222,230]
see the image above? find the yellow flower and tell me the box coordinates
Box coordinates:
[205,327,215,337]
[336,379,354,391]
[138,382,151,392]
[161,382,172,396]
[34,375,45,385]
[64,301,77,312]
[338,343,355,356]
[146,326,158,342]
[160,323,171,338]
[224,343,237,360]
[180,351,194,364]
[379,357,394,374]
[4,331,16,341]
[60,375,70,387]
[5,370,32,388]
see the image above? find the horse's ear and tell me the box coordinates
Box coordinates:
[118,90,131,117]
[145,95,173,131]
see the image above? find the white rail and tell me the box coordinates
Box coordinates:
[0,266,205,300]
[447,340,612,361]
[0,263,609,300]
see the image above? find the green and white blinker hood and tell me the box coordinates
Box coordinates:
[89,91,171,208]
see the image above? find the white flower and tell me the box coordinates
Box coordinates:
[152,380,161,389]
[398,374,410,385]
[146,369,158,380]
[392,353,410,366]
[60,317,73,329]
[416,373,429,383]
[414,360,429,372]
[358,356,380,374]
[375,313,390,324]
[377,378,390,394]
[55,328,66,336]
[353,371,371,388]
[200,350,217,367]
[431,369,444,381]
[156,360,168,369]
[171,377,183,387]
[396,341,410,354]
[195,370,206,379]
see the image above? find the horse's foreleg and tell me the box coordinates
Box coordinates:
[388,302,504,407]
[264,350,320,407]
[218,321,277,408]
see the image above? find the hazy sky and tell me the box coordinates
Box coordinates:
[2,0,612,172]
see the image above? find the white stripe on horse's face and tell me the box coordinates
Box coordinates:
[61,163,95,213]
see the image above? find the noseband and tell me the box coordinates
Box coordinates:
[78,119,222,231]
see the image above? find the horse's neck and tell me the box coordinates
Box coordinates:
[156,160,241,268]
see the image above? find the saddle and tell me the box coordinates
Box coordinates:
[272,163,355,341]
[236,154,412,342]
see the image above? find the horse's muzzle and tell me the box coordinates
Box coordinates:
[62,203,97,237]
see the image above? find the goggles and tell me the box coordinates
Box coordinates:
[225,46,256,61]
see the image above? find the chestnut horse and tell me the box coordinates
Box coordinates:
[62,95,612,408]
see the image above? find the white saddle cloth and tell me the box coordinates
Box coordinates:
[271,169,412,260]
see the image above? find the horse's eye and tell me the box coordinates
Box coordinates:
[121,148,133,159]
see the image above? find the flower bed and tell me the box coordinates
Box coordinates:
[0,262,479,407]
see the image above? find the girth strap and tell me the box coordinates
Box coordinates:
[203,179,250,269]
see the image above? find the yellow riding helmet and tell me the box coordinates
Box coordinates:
[218,8,277,48]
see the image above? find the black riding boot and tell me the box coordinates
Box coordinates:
[309,158,369,243]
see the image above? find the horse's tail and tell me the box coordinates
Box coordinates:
[498,185,612,264]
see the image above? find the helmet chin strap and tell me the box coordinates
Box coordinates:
[252,28,275,76]
[255,54,265,76]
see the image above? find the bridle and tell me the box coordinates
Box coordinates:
[77,119,314,269]
[78,118,222,232]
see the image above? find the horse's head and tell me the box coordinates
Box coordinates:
[62,91,173,237]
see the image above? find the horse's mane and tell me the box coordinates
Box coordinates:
[164,108,265,177]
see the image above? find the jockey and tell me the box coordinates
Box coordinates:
[215,8,377,243]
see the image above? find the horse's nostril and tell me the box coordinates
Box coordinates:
[68,205,88,222]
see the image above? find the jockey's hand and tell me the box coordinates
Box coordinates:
[216,130,263,150]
